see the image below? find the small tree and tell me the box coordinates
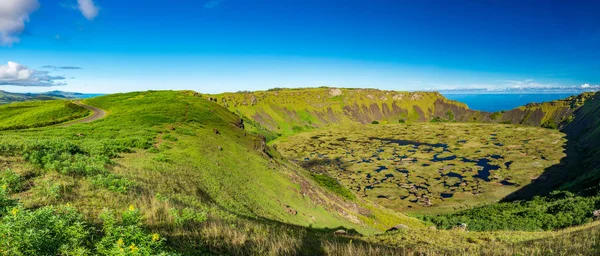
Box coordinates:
[445,111,455,121]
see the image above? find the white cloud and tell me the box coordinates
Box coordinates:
[0,0,39,46]
[0,61,66,87]
[581,83,591,88]
[503,79,554,89]
[77,0,100,20]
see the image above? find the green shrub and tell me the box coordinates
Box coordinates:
[22,140,110,176]
[0,169,23,193]
[490,111,503,121]
[398,119,405,123]
[96,206,174,256]
[91,173,135,194]
[0,206,90,255]
[542,119,558,129]
[445,110,455,121]
[430,117,444,123]
[0,186,17,215]
[371,120,379,124]
[424,192,600,231]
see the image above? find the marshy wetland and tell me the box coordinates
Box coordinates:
[274,123,566,213]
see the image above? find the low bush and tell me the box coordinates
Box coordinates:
[22,140,110,176]
[542,119,558,129]
[0,206,90,255]
[91,173,135,194]
[96,206,174,255]
[424,191,600,231]
[0,169,23,193]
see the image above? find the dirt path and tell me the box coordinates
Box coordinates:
[61,101,107,127]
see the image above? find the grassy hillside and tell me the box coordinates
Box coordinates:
[0,90,426,255]
[210,88,591,137]
[0,100,90,130]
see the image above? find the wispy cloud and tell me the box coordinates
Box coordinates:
[41,65,83,70]
[0,61,67,87]
[0,0,40,46]
[77,0,100,20]
[422,79,599,93]
[204,0,223,9]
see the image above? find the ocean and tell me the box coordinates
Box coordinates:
[441,93,579,112]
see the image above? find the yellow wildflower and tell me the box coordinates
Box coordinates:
[152,233,160,242]
[1,184,6,190]
[116,238,124,247]
[10,208,18,216]
[129,204,136,211]
[129,243,139,253]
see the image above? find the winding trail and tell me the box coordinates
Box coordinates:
[61,101,107,127]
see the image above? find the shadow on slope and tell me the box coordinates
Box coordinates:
[503,91,600,200]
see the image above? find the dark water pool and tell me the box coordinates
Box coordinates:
[444,172,464,179]
[374,166,388,173]
[500,180,516,186]
[433,154,457,162]
[441,193,454,198]
[462,157,501,182]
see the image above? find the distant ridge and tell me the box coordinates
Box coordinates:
[209,87,594,136]
[0,90,105,104]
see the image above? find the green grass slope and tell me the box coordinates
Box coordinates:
[0,100,90,130]
[0,90,424,255]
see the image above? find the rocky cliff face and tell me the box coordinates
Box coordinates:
[210,88,595,135]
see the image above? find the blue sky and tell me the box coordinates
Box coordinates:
[0,0,599,93]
